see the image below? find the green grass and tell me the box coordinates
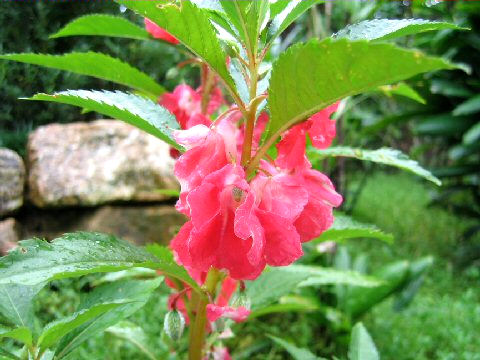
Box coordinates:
[350,172,480,360]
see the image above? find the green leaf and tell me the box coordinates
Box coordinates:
[0,283,44,330]
[268,335,322,360]
[0,326,32,346]
[268,0,323,45]
[0,232,198,294]
[49,14,150,40]
[348,323,379,360]
[414,114,474,136]
[430,79,472,98]
[335,19,467,42]
[55,278,162,358]
[246,264,378,309]
[311,146,441,186]
[106,321,158,360]
[315,214,393,243]
[266,38,459,146]
[453,94,480,116]
[116,1,236,93]
[0,232,155,286]
[377,82,426,104]
[145,244,200,292]
[295,266,381,288]
[249,298,319,319]
[344,261,410,318]
[27,90,182,150]
[0,52,164,97]
[39,303,122,350]
[463,122,480,144]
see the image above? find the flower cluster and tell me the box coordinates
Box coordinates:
[161,84,343,281]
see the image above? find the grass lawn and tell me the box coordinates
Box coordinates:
[350,172,480,360]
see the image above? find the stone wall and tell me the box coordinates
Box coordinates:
[0,120,185,255]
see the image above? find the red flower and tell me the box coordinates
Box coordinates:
[144,18,179,45]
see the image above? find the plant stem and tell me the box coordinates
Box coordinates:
[188,268,221,360]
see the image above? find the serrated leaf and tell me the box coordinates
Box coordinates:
[335,19,467,42]
[453,94,480,116]
[348,323,379,360]
[49,14,150,40]
[311,146,441,185]
[0,232,155,286]
[0,233,198,294]
[0,52,164,97]
[27,90,182,150]
[315,214,394,243]
[268,335,321,360]
[266,38,459,147]
[0,326,32,346]
[377,82,426,104]
[55,278,161,358]
[39,303,122,350]
[116,0,236,94]
[0,283,45,330]
[268,0,323,45]
[106,321,157,360]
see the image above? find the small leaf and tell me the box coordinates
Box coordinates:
[453,94,480,116]
[335,19,467,42]
[463,122,480,144]
[49,14,150,40]
[268,0,323,45]
[0,52,164,97]
[0,326,32,346]
[315,214,394,243]
[39,303,122,350]
[145,244,200,292]
[106,321,158,360]
[55,278,162,358]
[377,82,426,104]
[249,300,319,319]
[311,146,441,185]
[266,38,459,148]
[268,335,322,360]
[348,323,379,360]
[296,266,380,288]
[0,283,44,330]
[414,113,474,136]
[116,0,236,94]
[27,90,182,150]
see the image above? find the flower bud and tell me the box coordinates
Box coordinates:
[163,310,185,341]
[166,67,179,80]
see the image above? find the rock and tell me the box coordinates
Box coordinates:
[27,120,178,207]
[0,148,25,217]
[79,205,186,245]
[19,205,186,246]
[0,218,20,255]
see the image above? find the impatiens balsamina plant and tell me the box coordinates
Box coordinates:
[0,1,466,359]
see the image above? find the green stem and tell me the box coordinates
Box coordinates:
[188,268,221,360]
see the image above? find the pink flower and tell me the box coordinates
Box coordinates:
[207,304,250,322]
[144,18,179,44]
[276,102,340,170]
[159,84,224,130]
[205,346,232,360]
[171,164,266,279]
